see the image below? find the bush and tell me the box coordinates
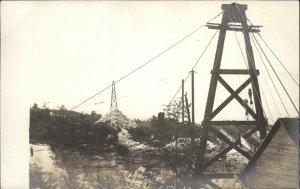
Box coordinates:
[115,144,129,156]
[127,126,153,143]
[161,145,195,176]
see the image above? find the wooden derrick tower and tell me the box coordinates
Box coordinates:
[195,3,268,174]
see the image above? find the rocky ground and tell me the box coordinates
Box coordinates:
[30,109,247,188]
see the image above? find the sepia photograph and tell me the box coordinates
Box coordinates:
[1,1,299,188]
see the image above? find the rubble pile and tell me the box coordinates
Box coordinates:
[121,166,153,188]
[164,138,217,151]
[97,109,137,129]
[96,109,156,151]
[118,128,153,151]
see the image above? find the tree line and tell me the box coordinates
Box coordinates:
[30,103,120,151]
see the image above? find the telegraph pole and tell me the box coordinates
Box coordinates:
[182,79,185,124]
[191,70,195,149]
[185,93,191,124]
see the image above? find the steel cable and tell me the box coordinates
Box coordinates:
[235,4,299,116]
[229,10,270,122]
[31,11,224,135]
[70,11,224,111]
[166,29,219,106]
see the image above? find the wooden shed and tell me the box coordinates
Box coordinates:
[240,118,299,188]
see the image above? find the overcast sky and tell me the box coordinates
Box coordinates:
[2,1,299,124]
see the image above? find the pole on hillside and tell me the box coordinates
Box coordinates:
[182,79,185,124]
[191,70,195,149]
[185,93,194,150]
[185,93,191,124]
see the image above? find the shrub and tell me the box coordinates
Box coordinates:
[115,144,129,156]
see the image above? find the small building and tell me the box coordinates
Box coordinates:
[240,118,299,188]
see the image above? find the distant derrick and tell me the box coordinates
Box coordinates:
[110,81,118,112]
[96,82,136,128]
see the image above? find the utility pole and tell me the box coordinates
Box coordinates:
[185,93,194,149]
[182,79,185,124]
[191,70,195,149]
[185,93,191,124]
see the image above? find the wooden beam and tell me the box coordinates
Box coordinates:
[191,70,195,149]
[184,94,191,124]
[185,93,195,149]
[211,69,259,75]
[221,3,247,11]
[207,22,262,28]
[243,126,258,138]
[201,126,258,170]
[209,126,252,159]
[217,75,257,120]
[202,173,236,179]
[241,126,260,148]
[203,12,229,122]
[208,120,256,126]
[182,80,184,124]
[202,140,240,169]
[195,12,230,173]
[207,25,260,33]
[207,180,222,189]
[238,5,267,139]
[203,77,252,123]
